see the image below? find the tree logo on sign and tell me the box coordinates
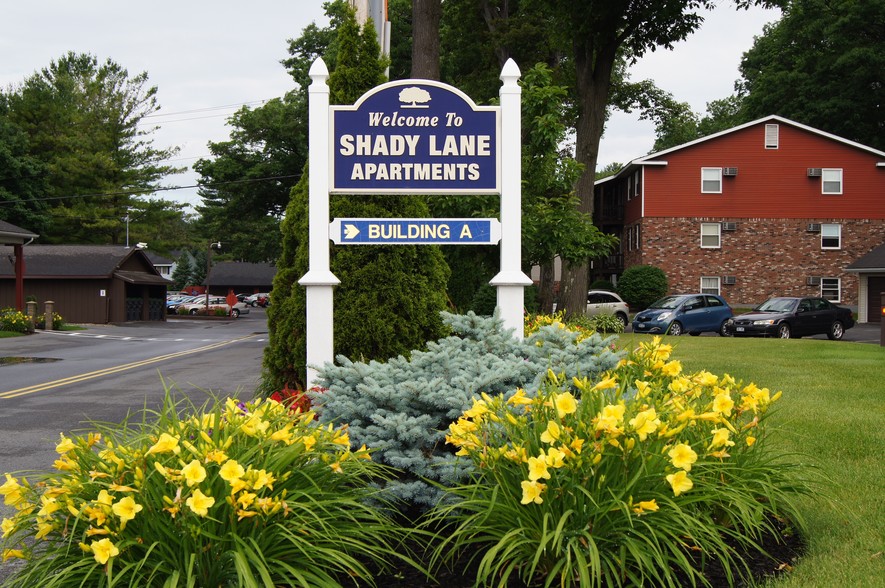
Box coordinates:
[399,87,431,108]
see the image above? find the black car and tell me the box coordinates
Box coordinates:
[726,297,855,340]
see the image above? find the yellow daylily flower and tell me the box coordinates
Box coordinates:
[629,408,660,441]
[464,398,489,419]
[632,499,659,515]
[634,379,652,398]
[709,428,735,450]
[545,446,566,468]
[1,518,15,537]
[666,471,693,496]
[520,480,546,505]
[668,443,698,471]
[527,455,550,481]
[181,460,207,487]
[112,496,143,523]
[96,490,114,506]
[55,433,76,455]
[90,538,120,565]
[596,403,626,433]
[146,432,180,455]
[507,388,533,406]
[1,549,25,562]
[661,360,682,377]
[539,421,561,444]
[0,475,25,507]
[553,391,578,417]
[185,489,215,517]
[219,460,245,482]
[712,391,735,416]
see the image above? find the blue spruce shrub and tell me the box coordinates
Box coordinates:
[313,311,622,508]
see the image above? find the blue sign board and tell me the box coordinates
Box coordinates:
[329,218,501,245]
[331,81,499,194]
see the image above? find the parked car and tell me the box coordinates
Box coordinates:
[586,290,630,329]
[245,293,270,307]
[166,295,201,314]
[632,294,733,337]
[179,296,232,316]
[725,297,855,340]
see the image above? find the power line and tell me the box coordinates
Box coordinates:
[0,174,302,206]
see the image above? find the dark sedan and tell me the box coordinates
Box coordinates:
[726,297,855,340]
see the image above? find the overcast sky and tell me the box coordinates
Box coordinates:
[2,2,780,211]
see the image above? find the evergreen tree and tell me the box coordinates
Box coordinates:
[170,253,196,292]
[3,52,183,244]
[263,8,450,391]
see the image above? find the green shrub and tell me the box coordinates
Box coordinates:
[430,336,812,587]
[0,393,420,587]
[617,264,668,310]
[0,308,32,333]
[581,312,625,334]
[470,283,539,316]
[313,312,621,509]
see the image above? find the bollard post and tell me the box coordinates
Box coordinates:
[879,292,885,347]
[26,300,37,332]
[44,300,54,331]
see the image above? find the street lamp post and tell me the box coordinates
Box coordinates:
[206,241,221,314]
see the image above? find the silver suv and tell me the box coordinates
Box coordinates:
[587,290,630,329]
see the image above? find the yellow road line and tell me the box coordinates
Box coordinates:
[0,335,256,399]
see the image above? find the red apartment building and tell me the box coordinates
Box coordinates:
[592,115,885,323]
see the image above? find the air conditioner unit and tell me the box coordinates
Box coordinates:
[807,223,821,232]
[806,276,821,286]
[722,222,738,231]
[723,276,736,285]
[807,168,823,177]
[723,167,738,176]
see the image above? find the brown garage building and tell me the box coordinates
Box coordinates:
[0,245,170,324]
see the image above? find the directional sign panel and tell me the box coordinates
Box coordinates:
[329,218,501,245]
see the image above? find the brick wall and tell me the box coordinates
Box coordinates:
[633,217,885,308]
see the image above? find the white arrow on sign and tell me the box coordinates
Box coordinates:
[343,224,360,239]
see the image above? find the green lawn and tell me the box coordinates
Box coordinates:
[617,334,885,587]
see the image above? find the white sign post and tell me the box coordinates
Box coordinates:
[302,58,531,390]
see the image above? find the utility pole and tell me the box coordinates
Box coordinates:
[206,241,221,313]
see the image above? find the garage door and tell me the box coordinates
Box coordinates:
[867,277,885,323]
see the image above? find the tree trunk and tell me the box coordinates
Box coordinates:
[411,0,441,79]
[537,258,556,314]
[559,38,617,317]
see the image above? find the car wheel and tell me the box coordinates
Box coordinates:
[827,321,844,340]
[615,313,628,329]
[777,323,791,339]
[250,301,257,307]
[719,321,732,337]
[189,308,198,315]
[231,309,240,318]
[667,321,683,336]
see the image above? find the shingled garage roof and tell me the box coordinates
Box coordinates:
[846,243,885,272]
[0,220,39,245]
[0,244,168,284]
[206,262,276,287]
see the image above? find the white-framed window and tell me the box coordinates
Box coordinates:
[821,223,841,249]
[700,276,721,295]
[822,168,843,194]
[626,226,633,252]
[765,123,779,149]
[634,224,641,250]
[633,170,641,197]
[701,167,722,193]
[700,223,721,248]
[626,176,632,201]
[821,278,841,302]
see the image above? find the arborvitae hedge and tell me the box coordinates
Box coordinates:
[313,312,621,508]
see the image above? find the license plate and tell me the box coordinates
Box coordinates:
[736,327,745,332]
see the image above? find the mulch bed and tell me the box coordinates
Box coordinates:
[369,515,804,587]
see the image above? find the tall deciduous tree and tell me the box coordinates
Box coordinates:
[537,0,784,316]
[263,8,450,391]
[3,52,182,244]
[738,0,884,151]
[411,0,442,78]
